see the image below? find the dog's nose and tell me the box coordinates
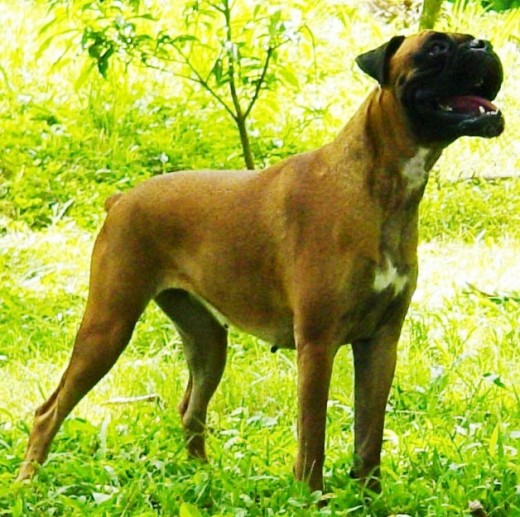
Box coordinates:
[469,39,489,50]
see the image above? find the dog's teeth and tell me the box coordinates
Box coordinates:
[439,103,453,112]
[478,105,486,114]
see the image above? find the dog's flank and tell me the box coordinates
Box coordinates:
[18,31,504,496]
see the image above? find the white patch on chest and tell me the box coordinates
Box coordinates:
[373,255,408,295]
[402,147,430,193]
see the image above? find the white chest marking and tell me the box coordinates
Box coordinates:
[402,147,430,193]
[373,256,408,295]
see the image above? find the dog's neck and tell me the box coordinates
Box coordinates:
[334,88,444,211]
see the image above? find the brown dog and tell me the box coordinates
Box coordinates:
[18,31,504,493]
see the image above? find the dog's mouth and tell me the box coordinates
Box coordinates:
[416,88,503,139]
[435,94,498,117]
[408,44,504,141]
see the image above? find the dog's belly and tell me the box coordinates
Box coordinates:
[188,285,409,349]
[158,268,296,348]
[164,255,413,351]
[188,291,296,348]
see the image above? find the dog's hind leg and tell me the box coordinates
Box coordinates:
[155,289,227,460]
[17,229,155,481]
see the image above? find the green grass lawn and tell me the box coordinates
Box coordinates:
[1,0,519,515]
[1,180,519,516]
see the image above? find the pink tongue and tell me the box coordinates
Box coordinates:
[443,95,497,114]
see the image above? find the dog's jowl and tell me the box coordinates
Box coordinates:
[18,31,504,494]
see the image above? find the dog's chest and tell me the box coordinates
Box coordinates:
[339,247,415,344]
[372,222,416,295]
[338,194,421,342]
[401,147,431,195]
[372,254,408,294]
[369,150,431,294]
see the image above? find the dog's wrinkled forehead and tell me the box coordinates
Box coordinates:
[395,31,473,55]
[356,31,477,86]
[391,31,474,70]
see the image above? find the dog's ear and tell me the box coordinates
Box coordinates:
[355,35,405,86]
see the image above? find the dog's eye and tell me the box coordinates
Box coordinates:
[428,41,450,57]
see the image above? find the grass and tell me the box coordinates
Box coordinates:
[1,217,519,515]
[1,0,520,515]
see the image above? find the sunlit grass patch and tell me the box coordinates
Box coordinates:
[1,219,519,514]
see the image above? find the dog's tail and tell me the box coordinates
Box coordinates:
[104,192,123,212]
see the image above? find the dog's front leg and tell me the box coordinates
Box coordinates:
[294,340,337,493]
[350,329,400,493]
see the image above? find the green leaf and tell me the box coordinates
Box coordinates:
[268,9,283,38]
[97,47,115,78]
[210,58,229,86]
[36,35,58,61]
[488,423,500,458]
[279,68,299,88]
[179,503,203,517]
[38,16,59,37]
[88,42,104,59]
[49,41,75,73]
[173,35,198,44]
[137,13,157,21]
[483,372,507,388]
[74,61,95,91]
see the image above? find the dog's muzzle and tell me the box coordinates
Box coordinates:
[404,35,505,142]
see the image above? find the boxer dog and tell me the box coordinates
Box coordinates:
[18,31,504,493]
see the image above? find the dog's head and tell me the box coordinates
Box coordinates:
[356,31,505,143]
